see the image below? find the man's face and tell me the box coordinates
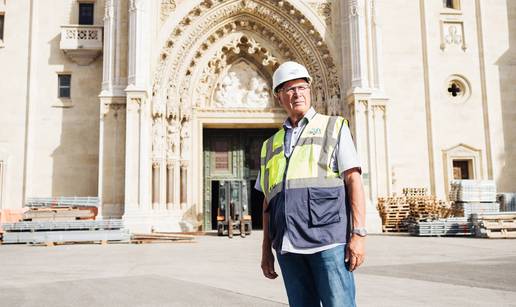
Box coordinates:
[276,79,311,119]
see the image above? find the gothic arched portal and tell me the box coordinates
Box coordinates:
[150,0,343,230]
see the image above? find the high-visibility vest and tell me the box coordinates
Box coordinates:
[260,113,350,250]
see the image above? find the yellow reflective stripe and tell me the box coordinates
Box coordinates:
[267,153,286,190]
[272,129,284,152]
[260,116,350,199]
[261,128,285,193]
[286,144,321,180]
[260,140,268,192]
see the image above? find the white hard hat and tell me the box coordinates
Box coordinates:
[272,61,312,93]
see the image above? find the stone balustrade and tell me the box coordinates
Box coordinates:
[60,25,103,65]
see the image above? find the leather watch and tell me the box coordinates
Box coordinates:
[352,227,368,237]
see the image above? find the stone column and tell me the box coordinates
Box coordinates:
[124,96,143,211]
[98,98,126,219]
[180,118,191,210]
[166,161,174,209]
[101,0,116,95]
[165,116,180,209]
[180,160,188,209]
[342,0,387,233]
[100,0,126,97]
[152,161,160,207]
[347,0,369,88]
[348,97,383,234]
[127,0,150,89]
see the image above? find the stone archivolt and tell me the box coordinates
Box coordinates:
[153,0,341,111]
[150,0,343,171]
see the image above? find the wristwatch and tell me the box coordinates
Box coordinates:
[352,227,368,237]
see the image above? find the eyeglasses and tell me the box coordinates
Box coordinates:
[280,83,310,95]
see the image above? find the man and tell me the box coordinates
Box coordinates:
[257,61,366,307]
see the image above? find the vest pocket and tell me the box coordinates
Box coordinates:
[308,187,341,226]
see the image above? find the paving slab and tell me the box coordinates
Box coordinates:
[0,232,515,306]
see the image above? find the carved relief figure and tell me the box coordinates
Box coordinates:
[167,119,180,158]
[152,95,165,116]
[152,118,165,157]
[214,72,244,106]
[180,119,191,159]
[213,61,273,108]
[245,77,270,106]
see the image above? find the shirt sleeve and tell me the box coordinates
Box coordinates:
[254,171,263,192]
[336,124,362,176]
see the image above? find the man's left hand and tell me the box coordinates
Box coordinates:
[345,235,365,272]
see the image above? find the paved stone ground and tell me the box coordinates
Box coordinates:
[0,233,515,306]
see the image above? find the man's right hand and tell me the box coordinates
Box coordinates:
[261,248,278,279]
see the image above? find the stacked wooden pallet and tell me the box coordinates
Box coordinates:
[471,213,516,239]
[131,232,196,244]
[377,197,410,232]
[407,196,452,222]
[378,188,452,233]
[403,188,428,197]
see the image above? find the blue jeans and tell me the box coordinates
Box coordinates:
[276,245,356,307]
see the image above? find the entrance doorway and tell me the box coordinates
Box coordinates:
[203,128,276,231]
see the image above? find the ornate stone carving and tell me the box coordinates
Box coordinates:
[180,119,191,160]
[213,61,272,108]
[440,21,467,51]
[349,0,361,17]
[166,119,180,159]
[127,97,142,112]
[327,94,340,116]
[129,0,137,12]
[152,95,166,117]
[100,102,125,118]
[152,117,165,159]
[104,0,113,21]
[161,0,177,23]
[309,2,332,28]
[152,0,342,117]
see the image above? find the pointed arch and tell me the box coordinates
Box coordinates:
[152,0,343,117]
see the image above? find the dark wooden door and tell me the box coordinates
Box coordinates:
[203,128,276,230]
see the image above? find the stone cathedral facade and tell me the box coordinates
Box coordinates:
[0,0,514,233]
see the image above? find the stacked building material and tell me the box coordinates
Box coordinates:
[1,220,129,244]
[406,196,453,223]
[1,196,129,245]
[377,197,410,232]
[22,207,95,221]
[498,193,516,212]
[409,217,473,237]
[449,180,499,218]
[378,190,453,233]
[26,196,100,208]
[471,212,516,239]
[449,180,497,202]
[131,232,196,244]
